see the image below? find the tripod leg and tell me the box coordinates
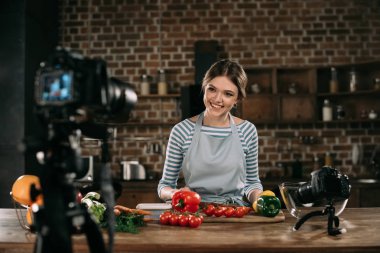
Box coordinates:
[82,208,107,253]
[294,210,324,231]
[334,215,340,227]
[327,206,343,236]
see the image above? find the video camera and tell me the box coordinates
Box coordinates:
[30,47,137,253]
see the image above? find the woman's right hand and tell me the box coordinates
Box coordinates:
[178,186,191,192]
[160,186,192,201]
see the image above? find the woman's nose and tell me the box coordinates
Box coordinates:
[213,91,223,101]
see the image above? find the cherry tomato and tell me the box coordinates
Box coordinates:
[234,207,246,218]
[243,206,252,215]
[178,214,189,227]
[159,212,171,225]
[224,207,236,218]
[203,204,216,216]
[214,206,226,217]
[198,214,204,223]
[169,213,179,226]
[188,215,202,228]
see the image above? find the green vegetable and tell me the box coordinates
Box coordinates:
[81,191,146,233]
[113,212,146,234]
[81,192,106,224]
[88,200,106,224]
[256,195,281,217]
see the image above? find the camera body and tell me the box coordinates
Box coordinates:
[35,47,137,122]
[296,166,351,204]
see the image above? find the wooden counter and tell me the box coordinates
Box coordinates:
[1,208,380,253]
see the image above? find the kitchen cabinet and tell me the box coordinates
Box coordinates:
[116,181,162,208]
[240,61,380,124]
[345,181,380,207]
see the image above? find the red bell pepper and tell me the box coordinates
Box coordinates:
[171,190,201,213]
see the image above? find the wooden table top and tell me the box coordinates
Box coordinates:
[1,207,380,253]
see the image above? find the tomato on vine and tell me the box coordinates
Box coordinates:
[188,214,202,228]
[159,211,172,225]
[178,214,189,227]
[224,207,236,217]
[203,204,216,216]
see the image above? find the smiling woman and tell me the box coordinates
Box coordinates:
[157,59,263,206]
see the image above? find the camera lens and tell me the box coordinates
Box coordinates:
[295,182,315,204]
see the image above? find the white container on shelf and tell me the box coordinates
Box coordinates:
[140,74,150,95]
[322,99,333,121]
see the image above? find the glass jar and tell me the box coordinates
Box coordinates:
[157,69,167,95]
[322,99,333,122]
[349,69,358,92]
[369,109,378,120]
[140,74,150,95]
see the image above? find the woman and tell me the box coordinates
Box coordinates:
[157,59,262,206]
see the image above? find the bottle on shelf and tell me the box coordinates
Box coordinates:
[336,105,346,120]
[329,67,338,93]
[324,152,333,167]
[349,68,358,92]
[369,109,378,120]
[373,78,380,90]
[157,69,168,95]
[322,99,333,122]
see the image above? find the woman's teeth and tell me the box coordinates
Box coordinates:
[211,103,222,108]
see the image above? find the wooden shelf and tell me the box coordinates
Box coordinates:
[138,94,180,98]
[317,90,380,97]
[241,62,380,124]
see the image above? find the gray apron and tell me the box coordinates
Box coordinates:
[181,112,247,205]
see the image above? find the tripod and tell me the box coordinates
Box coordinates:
[293,201,346,236]
[31,121,115,253]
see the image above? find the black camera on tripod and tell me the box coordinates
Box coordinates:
[30,47,137,253]
[294,166,351,205]
[280,166,351,236]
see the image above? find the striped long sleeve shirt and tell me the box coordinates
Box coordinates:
[157,118,263,199]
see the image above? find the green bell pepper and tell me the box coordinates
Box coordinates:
[256,195,281,217]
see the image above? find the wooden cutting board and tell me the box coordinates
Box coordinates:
[136,203,285,223]
[203,210,285,223]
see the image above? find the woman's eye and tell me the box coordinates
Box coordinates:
[207,86,215,92]
[225,92,234,97]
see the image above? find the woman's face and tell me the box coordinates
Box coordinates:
[203,76,239,117]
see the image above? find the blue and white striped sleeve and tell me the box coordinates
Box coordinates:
[157,122,187,197]
[240,121,263,197]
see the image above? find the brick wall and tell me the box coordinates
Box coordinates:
[60,0,380,180]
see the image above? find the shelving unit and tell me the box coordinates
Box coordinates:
[241,61,380,124]
[316,62,380,122]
